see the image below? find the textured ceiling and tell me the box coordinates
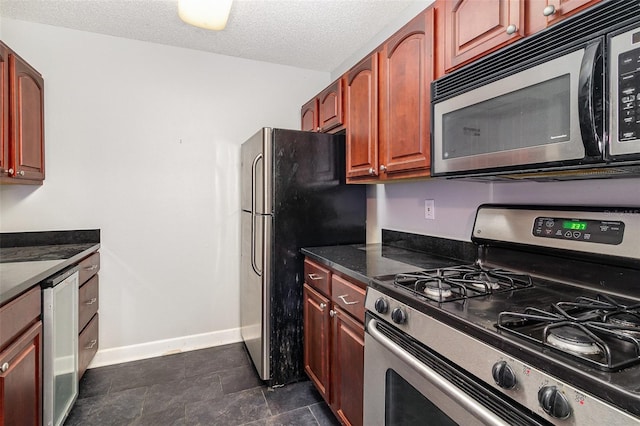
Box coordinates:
[0,0,419,72]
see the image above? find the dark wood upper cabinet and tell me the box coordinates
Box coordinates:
[318,79,343,133]
[301,78,344,133]
[301,98,318,132]
[0,43,8,177]
[345,52,379,182]
[441,0,524,74]
[379,8,434,179]
[526,0,602,34]
[1,42,45,184]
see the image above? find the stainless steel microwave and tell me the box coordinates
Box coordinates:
[431,0,640,180]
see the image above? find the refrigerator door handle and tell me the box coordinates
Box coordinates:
[251,153,263,276]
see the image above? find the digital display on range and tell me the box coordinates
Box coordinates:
[533,217,624,245]
[563,221,587,230]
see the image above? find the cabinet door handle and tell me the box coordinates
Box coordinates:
[1,362,9,373]
[17,170,25,176]
[84,264,99,271]
[380,165,387,172]
[84,340,98,350]
[85,298,97,305]
[308,273,322,281]
[338,295,359,305]
[319,302,326,310]
[368,167,377,176]
[543,5,556,16]
[329,309,336,318]
[506,24,518,35]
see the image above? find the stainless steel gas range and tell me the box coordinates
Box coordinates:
[364,205,640,425]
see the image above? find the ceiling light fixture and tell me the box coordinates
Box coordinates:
[178,0,233,31]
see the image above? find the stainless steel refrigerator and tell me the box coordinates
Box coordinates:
[240,128,366,386]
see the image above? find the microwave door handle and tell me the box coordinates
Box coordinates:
[578,39,604,157]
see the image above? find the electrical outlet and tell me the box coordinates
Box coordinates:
[425,199,435,220]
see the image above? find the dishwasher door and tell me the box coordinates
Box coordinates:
[42,268,79,426]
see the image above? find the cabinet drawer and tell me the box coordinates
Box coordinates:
[78,275,99,332]
[331,275,365,323]
[78,251,100,284]
[0,287,41,350]
[304,259,331,296]
[78,313,98,380]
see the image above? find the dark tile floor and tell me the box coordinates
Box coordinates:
[64,342,341,426]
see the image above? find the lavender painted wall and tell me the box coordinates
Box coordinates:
[375,178,640,242]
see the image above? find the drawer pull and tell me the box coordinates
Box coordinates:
[308,273,323,281]
[84,264,99,271]
[1,362,9,373]
[85,298,97,305]
[338,295,359,305]
[330,309,336,318]
[84,339,98,350]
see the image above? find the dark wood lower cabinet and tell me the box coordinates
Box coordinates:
[303,284,330,400]
[0,321,42,426]
[303,258,364,426]
[332,307,364,426]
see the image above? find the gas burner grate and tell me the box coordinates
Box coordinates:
[497,294,640,371]
[393,264,533,303]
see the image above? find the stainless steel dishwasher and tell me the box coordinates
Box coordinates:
[42,265,79,426]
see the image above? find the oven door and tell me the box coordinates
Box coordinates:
[432,40,603,177]
[364,317,548,426]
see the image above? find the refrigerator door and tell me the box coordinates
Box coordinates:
[241,128,273,215]
[240,128,274,381]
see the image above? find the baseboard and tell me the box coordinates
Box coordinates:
[88,327,243,368]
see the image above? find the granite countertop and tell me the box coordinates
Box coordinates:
[301,231,476,284]
[0,230,100,305]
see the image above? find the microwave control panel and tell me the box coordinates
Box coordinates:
[533,217,624,245]
[618,45,640,142]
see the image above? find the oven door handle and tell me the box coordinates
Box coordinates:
[368,319,510,426]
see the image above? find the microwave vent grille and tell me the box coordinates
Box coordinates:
[433,0,640,102]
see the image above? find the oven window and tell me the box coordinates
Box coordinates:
[442,74,571,159]
[385,369,458,426]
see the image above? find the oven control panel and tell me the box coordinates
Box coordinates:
[533,217,624,245]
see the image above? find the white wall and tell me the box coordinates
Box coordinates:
[0,19,329,364]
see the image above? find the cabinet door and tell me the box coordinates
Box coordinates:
[544,0,600,26]
[303,284,331,401]
[0,43,8,177]
[331,307,364,426]
[9,52,44,182]
[379,8,434,180]
[318,79,343,133]
[0,321,42,426]
[301,98,318,132]
[345,53,379,181]
[442,0,523,73]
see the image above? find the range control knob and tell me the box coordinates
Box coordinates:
[391,307,407,324]
[538,386,571,419]
[491,361,517,389]
[374,297,389,314]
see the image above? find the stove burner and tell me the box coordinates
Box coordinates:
[607,313,640,332]
[546,326,602,355]
[468,272,501,290]
[421,280,453,299]
[498,295,640,371]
